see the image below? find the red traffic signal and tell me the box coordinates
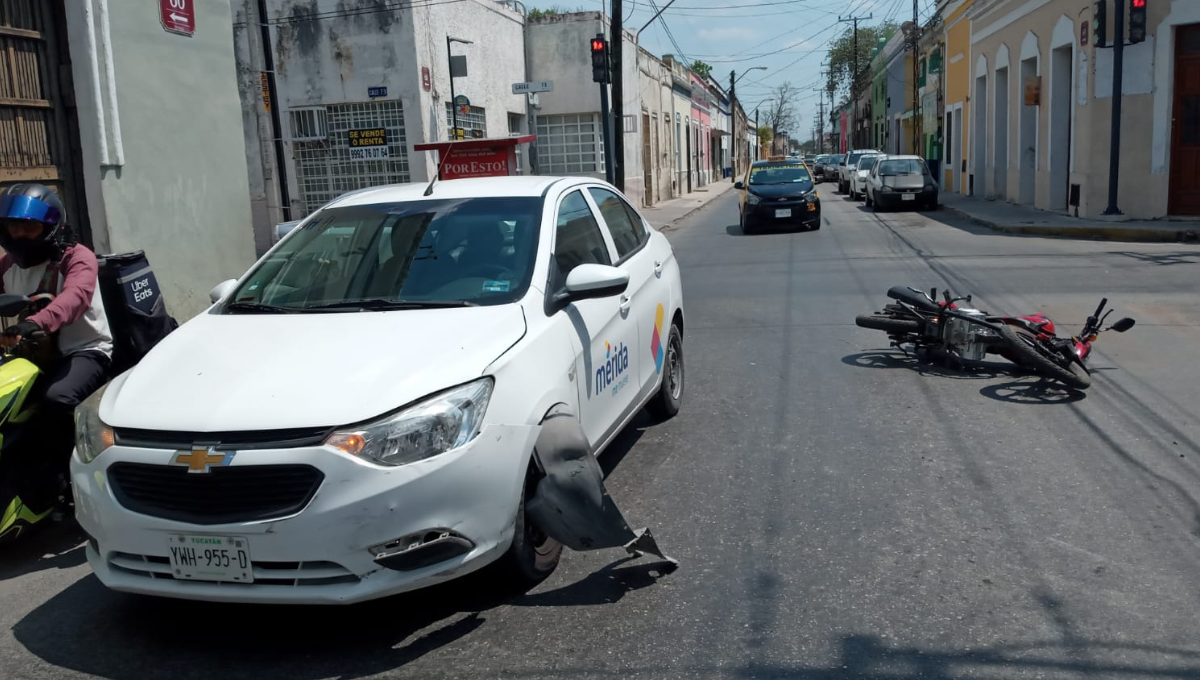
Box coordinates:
[1129,0,1147,44]
[590,34,609,83]
[591,38,605,52]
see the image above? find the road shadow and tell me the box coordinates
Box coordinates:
[13,545,675,680]
[979,379,1088,405]
[842,350,1021,381]
[598,409,652,478]
[0,519,87,580]
[736,633,1200,679]
[513,556,677,607]
[1108,250,1200,266]
[725,224,744,236]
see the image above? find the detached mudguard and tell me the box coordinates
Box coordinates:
[526,405,675,565]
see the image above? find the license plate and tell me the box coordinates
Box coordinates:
[167,534,253,583]
[902,193,916,201]
[775,209,792,218]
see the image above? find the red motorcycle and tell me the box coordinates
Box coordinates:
[856,287,1135,389]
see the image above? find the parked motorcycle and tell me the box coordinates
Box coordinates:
[856,286,1135,389]
[0,293,65,542]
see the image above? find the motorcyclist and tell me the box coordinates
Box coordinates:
[0,183,113,513]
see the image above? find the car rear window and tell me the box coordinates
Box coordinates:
[877,159,930,175]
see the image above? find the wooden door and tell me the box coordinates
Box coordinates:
[1170,24,1200,215]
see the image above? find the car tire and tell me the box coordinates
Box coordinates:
[743,218,756,235]
[647,323,684,420]
[865,192,873,207]
[494,463,563,591]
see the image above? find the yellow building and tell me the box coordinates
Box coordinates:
[940,0,973,194]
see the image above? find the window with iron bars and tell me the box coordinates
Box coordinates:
[446,103,487,138]
[535,113,604,175]
[290,101,410,216]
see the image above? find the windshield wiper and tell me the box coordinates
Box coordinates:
[306,298,479,311]
[224,301,302,314]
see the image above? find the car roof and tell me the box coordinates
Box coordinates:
[752,158,806,166]
[877,155,923,161]
[325,175,585,208]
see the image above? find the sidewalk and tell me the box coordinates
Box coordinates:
[939,193,1200,243]
[641,182,736,230]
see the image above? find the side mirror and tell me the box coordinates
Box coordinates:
[209,279,238,304]
[734,181,745,190]
[0,293,31,318]
[1110,317,1135,332]
[563,264,628,303]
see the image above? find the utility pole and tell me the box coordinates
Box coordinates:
[731,70,737,182]
[815,89,825,154]
[911,0,920,155]
[256,0,291,220]
[1103,0,1125,214]
[611,0,625,191]
[839,13,872,152]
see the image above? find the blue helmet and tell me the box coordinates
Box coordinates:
[0,183,67,266]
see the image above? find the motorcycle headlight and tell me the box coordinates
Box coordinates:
[325,378,493,467]
[75,381,114,464]
[746,194,762,205]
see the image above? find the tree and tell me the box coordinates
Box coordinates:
[761,82,799,141]
[757,125,773,151]
[827,22,898,101]
[691,60,713,79]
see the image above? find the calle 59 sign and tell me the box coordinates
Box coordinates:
[160,0,195,37]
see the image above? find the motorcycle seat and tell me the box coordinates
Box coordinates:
[886,286,940,312]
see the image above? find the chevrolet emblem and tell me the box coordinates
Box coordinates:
[173,446,234,474]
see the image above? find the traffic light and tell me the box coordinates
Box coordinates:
[591,34,609,84]
[1093,0,1107,48]
[1129,0,1147,44]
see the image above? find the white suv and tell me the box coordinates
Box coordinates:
[71,176,684,605]
[839,148,882,194]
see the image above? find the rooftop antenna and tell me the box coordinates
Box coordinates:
[423,140,458,196]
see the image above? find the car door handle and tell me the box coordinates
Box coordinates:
[654,260,663,276]
[619,294,632,312]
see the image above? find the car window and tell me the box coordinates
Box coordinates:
[552,190,612,291]
[859,156,880,172]
[587,187,646,259]
[226,196,543,310]
[877,159,930,176]
[749,164,813,187]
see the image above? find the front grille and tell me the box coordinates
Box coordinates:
[108,463,324,524]
[109,552,359,586]
[113,426,332,450]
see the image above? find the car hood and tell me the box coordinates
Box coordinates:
[101,305,527,432]
[748,183,814,198]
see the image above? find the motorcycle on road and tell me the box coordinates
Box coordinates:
[856,286,1135,389]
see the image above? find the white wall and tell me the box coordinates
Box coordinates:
[67,0,256,320]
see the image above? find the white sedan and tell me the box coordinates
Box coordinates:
[72,175,684,604]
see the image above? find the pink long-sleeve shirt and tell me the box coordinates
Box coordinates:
[0,245,114,358]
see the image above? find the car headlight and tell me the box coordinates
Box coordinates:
[803,191,817,202]
[746,194,761,205]
[75,381,114,464]
[924,183,937,191]
[325,378,493,467]
[881,185,894,192]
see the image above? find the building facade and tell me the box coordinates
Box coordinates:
[0,0,257,319]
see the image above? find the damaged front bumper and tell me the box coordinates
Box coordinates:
[71,424,539,605]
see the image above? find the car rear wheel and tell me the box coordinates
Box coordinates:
[647,323,684,420]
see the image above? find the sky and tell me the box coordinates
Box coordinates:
[523,0,939,137]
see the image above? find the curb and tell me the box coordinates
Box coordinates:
[940,204,1200,244]
[657,184,735,231]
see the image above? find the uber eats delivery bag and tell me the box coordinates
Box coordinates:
[96,251,178,374]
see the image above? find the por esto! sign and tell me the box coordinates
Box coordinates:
[440,147,511,179]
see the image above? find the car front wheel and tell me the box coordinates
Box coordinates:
[647,323,684,420]
[493,464,563,591]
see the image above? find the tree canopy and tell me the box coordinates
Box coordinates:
[827,22,898,101]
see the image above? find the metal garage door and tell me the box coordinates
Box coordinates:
[289,100,411,217]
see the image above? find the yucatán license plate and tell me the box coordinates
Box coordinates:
[775,208,792,218]
[167,534,253,583]
[901,193,916,201]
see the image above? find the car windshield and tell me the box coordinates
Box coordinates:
[748,164,814,187]
[847,152,871,166]
[224,196,543,312]
[859,156,881,172]
[831,154,845,164]
[877,159,929,176]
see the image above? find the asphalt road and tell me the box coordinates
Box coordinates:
[5,186,1200,679]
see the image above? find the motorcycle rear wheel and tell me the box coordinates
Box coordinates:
[855,314,921,336]
[996,324,1091,390]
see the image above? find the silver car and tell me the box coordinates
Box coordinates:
[865,155,939,211]
[839,148,882,194]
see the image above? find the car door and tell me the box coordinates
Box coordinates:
[550,189,639,449]
[584,186,664,407]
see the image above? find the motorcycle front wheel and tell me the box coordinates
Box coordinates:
[996,324,1091,390]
